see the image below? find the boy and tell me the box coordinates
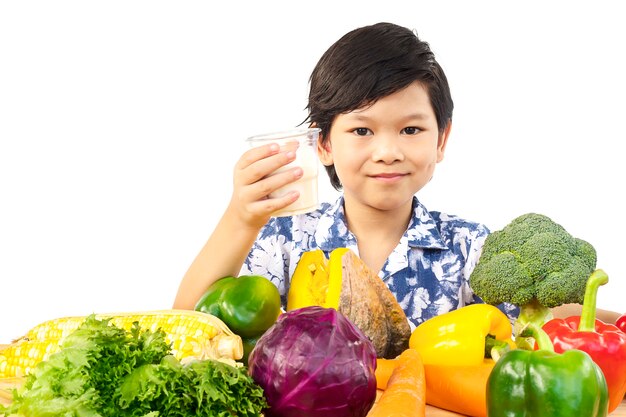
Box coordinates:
[173,22,499,328]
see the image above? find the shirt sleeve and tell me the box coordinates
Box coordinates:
[240,218,292,306]
[460,222,490,305]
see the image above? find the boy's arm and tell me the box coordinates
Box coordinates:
[172,142,302,310]
[172,208,262,310]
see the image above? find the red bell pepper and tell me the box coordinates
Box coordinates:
[617,313,626,333]
[542,269,626,413]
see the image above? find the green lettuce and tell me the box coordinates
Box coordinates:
[0,315,266,417]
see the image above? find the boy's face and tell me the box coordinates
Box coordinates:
[318,81,450,213]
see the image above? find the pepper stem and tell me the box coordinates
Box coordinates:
[577,269,609,332]
[519,322,554,352]
[484,335,511,362]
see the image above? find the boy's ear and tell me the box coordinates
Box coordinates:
[317,135,334,166]
[436,121,452,163]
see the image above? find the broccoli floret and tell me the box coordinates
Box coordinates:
[470,213,597,348]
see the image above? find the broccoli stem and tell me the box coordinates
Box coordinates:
[577,269,608,332]
[514,298,553,350]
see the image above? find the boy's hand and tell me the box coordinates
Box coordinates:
[228,142,303,228]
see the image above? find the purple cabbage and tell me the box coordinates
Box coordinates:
[248,306,377,417]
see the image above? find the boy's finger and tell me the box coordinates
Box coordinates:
[245,190,301,216]
[238,148,298,186]
[237,141,300,170]
[237,143,279,170]
[239,167,304,202]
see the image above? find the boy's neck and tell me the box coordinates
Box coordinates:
[343,197,413,273]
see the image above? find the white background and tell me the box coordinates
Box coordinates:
[1,1,624,343]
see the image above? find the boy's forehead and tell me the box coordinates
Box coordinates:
[341,82,435,118]
[350,81,429,106]
[341,111,432,121]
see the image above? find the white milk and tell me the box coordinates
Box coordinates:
[246,128,320,217]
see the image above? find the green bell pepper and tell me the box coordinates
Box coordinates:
[241,335,260,366]
[194,275,281,339]
[487,323,608,417]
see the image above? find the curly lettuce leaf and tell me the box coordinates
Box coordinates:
[116,355,267,416]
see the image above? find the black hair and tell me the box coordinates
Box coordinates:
[306,22,454,190]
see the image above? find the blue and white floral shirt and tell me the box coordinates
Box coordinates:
[241,195,512,330]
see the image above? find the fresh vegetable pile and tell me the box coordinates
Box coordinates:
[0,315,267,417]
[2,212,624,417]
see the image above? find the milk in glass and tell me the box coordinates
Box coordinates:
[246,128,320,217]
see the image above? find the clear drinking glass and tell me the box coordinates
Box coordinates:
[246,127,320,217]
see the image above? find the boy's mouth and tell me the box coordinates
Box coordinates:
[370,172,407,182]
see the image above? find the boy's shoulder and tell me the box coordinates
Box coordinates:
[422,206,491,241]
[430,210,489,230]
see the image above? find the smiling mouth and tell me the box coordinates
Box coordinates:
[371,173,407,181]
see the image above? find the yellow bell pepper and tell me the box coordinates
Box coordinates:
[409,303,515,366]
[286,248,349,310]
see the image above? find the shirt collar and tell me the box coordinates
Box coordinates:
[314,196,358,252]
[407,197,448,249]
[314,195,447,251]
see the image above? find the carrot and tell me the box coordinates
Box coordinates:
[367,348,425,417]
[423,359,494,417]
[374,356,398,390]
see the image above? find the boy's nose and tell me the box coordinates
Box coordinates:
[371,134,404,164]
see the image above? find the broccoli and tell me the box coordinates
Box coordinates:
[469,213,597,348]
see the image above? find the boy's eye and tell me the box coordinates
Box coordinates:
[402,127,421,135]
[353,128,371,136]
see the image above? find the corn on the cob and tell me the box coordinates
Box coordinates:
[0,309,243,378]
[0,376,23,405]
